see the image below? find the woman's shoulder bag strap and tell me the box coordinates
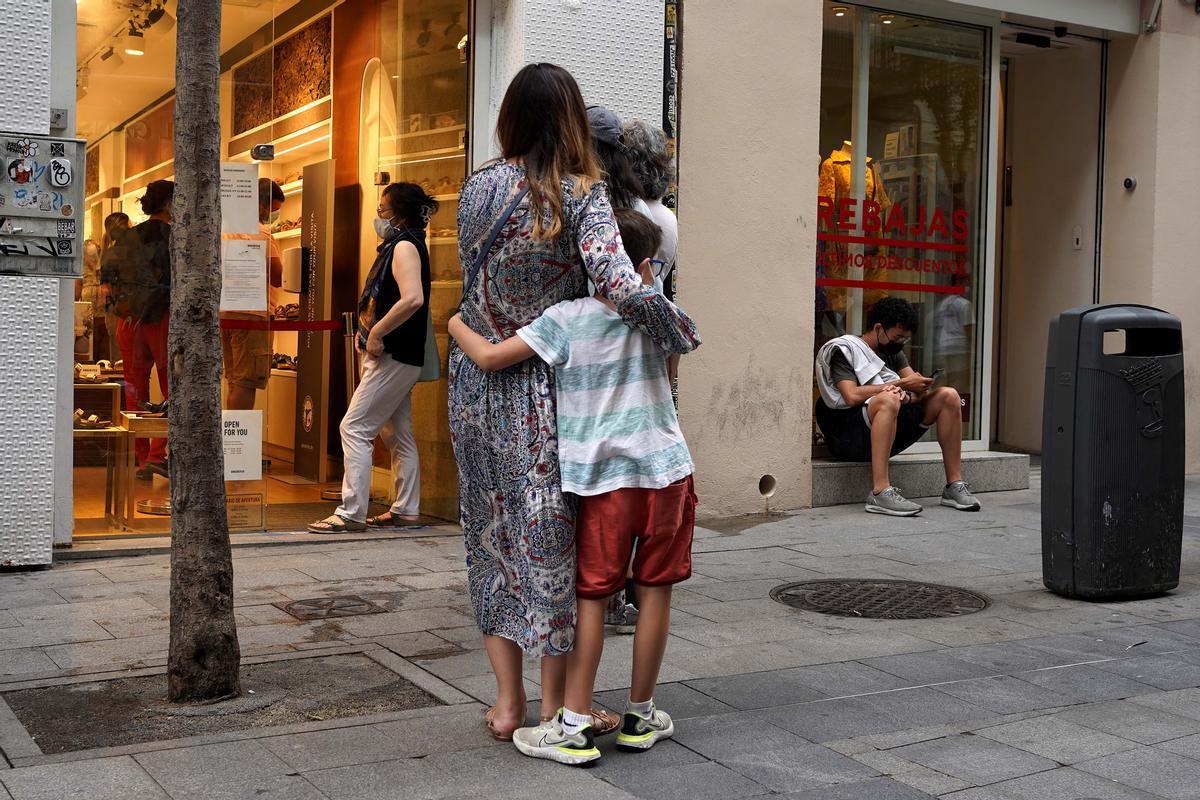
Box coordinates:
[460,186,529,304]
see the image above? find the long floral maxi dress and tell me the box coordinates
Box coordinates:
[449,161,701,657]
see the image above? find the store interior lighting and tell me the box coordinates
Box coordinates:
[881,14,895,24]
[123,28,146,56]
[832,6,848,17]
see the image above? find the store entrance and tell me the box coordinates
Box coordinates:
[72,0,470,538]
[992,26,1104,453]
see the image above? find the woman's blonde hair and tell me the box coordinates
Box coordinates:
[497,63,600,240]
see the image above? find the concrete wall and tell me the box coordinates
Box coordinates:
[676,0,822,516]
[0,0,65,562]
[485,0,663,159]
[997,45,1101,453]
[1101,8,1200,471]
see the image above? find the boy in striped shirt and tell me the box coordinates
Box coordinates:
[448,209,696,766]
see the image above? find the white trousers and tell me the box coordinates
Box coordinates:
[335,355,422,522]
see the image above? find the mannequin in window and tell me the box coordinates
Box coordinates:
[817,141,892,340]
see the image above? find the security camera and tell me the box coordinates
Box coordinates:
[1054,25,1068,38]
[251,144,275,161]
[1123,176,1137,191]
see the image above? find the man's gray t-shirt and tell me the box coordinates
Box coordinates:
[828,348,910,387]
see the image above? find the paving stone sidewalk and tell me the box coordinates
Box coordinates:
[1,473,1199,799]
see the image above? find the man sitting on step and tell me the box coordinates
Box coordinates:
[814,296,981,517]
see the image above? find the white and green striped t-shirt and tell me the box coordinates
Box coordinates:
[517,297,694,497]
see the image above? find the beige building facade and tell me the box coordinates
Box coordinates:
[678,0,1200,515]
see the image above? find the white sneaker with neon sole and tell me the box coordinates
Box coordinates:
[512,713,601,766]
[616,706,674,752]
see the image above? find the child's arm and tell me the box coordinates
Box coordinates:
[449,313,537,372]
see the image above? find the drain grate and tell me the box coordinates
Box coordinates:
[770,579,989,620]
[277,595,386,621]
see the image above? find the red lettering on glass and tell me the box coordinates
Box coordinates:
[817,195,835,229]
[837,196,857,230]
[928,207,949,239]
[953,209,969,241]
[862,200,882,234]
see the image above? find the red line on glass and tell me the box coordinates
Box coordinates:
[816,278,968,296]
[817,233,968,253]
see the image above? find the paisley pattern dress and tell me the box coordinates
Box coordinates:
[450,161,701,656]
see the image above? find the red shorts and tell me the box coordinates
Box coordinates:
[575,475,697,599]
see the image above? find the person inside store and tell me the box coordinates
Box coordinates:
[624,118,678,296]
[814,296,981,517]
[77,240,105,359]
[222,178,285,411]
[448,62,700,743]
[100,181,173,480]
[935,271,974,392]
[99,211,131,363]
[306,182,436,535]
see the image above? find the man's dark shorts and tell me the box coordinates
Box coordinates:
[816,400,929,462]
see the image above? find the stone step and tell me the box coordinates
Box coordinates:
[812,450,1031,507]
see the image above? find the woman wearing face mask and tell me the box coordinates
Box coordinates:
[308,182,436,533]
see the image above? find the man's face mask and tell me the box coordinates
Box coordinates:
[878,327,908,355]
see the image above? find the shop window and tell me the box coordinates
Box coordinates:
[816,3,990,442]
[73,0,471,537]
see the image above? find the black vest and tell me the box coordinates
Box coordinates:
[375,228,431,367]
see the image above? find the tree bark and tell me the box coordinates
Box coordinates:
[167,0,240,703]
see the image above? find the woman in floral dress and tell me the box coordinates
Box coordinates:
[450,63,701,740]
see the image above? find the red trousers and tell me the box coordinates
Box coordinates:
[117,315,169,465]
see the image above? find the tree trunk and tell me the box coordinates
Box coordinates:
[167,0,240,703]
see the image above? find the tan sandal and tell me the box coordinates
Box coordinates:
[539,707,621,736]
[484,705,516,741]
[306,514,366,535]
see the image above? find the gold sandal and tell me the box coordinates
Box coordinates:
[540,707,621,736]
[484,706,516,742]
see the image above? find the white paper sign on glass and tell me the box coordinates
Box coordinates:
[222,410,263,481]
[220,162,259,235]
[220,238,268,311]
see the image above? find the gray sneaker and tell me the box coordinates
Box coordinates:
[942,480,981,511]
[865,487,923,517]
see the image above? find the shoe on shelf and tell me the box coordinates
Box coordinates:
[512,711,601,766]
[942,480,982,511]
[616,705,674,752]
[865,487,922,517]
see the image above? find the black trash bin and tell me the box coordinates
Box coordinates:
[1042,304,1185,600]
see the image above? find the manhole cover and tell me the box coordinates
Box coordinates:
[277,595,386,621]
[770,579,989,620]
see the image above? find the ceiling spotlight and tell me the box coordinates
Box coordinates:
[881,14,895,24]
[99,46,124,67]
[123,28,145,56]
[146,5,165,24]
[832,6,848,17]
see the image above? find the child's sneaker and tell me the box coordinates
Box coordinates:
[616,705,674,751]
[512,711,602,766]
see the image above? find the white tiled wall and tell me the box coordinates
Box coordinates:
[0,0,60,564]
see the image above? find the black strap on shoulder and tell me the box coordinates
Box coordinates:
[461,186,530,304]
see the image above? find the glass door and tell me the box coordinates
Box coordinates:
[816,2,992,446]
[376,0,470,521]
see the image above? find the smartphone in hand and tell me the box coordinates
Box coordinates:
[929,367,946,386]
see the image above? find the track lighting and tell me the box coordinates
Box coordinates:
[123,28,145,56]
